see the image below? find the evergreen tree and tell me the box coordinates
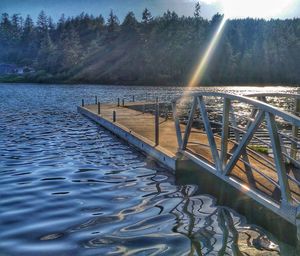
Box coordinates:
[194,2,201,18]
[0,13,12,45]
[58,14,66,28]
[1,9,300,85]
[11,14,22,39]
[107,10,119,33]
[95,15,105,28]
[122,12,138,34]
[21,15,37,64]
[37,10,48,36]
[142,8,153,24]
[38,31,57,71]
[23,15,34,36]
[47,16,55,32]
[59,28,82,70]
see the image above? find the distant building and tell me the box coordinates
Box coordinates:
[0,64,35,75]
[23,67,35,73]
[16,67,24,74]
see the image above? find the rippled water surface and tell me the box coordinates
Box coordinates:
[0,83,299,255]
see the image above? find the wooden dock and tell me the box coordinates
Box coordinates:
[78,93,300,243]
[79,102,178,169]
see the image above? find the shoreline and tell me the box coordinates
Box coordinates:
[0,77,299,88]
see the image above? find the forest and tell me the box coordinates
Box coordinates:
[1,3,300,86]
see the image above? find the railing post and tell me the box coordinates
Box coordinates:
[95,96,98,104]
[291,98,300,160]
[197,96,222,172]
[155,102,159,146]
[113,111,116,122]
[221,98,230,168]
[165,104,168,121]
[98,102,101,115]
[143,104,145,114]
[82,99,84,107]
[266,112,292,204]
[181,97,197,150]
[117,98,120,107]
[172,101,183,149]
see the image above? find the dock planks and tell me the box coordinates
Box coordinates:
[81,102,300,205]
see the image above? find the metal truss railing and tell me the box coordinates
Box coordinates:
[171,92,300,233]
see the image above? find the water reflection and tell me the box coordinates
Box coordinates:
[0,83,299,255]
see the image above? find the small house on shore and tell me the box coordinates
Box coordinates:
[0,64,35,75]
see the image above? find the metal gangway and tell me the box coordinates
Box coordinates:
[79,91,300,241]
[171,92,300,239]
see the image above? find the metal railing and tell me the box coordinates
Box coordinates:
[171,92,300,231]
[247,93,300,161]
[82,92,300,235]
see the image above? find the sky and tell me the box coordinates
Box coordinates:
[1,0,300,22]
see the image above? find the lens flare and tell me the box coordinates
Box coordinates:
[188,16,227,88]
[200,0,296,19]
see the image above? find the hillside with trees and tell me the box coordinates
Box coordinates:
[1,3,300,85]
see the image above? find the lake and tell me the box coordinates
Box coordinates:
[0,83,299,255]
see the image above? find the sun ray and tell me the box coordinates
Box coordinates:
[187,16,227,88]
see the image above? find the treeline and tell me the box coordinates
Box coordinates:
[1,4,300,85]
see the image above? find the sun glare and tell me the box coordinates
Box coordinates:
[188,16,227,87]
[187,0,296,88]
[201,0,296,19]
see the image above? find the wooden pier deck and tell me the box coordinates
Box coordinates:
[78,93,300,242]
[84,102,179,157]
[81,102,300,203]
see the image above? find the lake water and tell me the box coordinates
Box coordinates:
[0,83,299,255]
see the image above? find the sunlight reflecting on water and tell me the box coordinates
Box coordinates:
[0,83,298,255]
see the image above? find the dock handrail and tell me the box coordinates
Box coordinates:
[246,92,300,99]
[80,90,300,240]
[172,92,300,126]
[171,91,300,233]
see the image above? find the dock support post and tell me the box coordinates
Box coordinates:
[113,111,116,122]
[98,102,101,115]
[165,104,168,121]
[117,98,120,107]
[122,99,125,107]
[132,95,135,102]
[291,98,300,160]
[155,102,159,146]
[95,96,98,104]
[82,99,84,107]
